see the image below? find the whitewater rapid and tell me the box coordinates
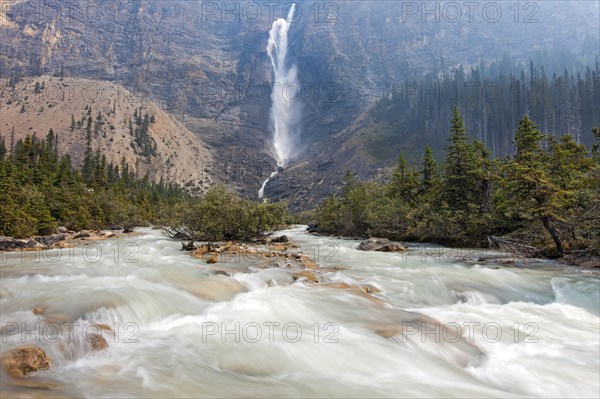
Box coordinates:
[0,227,598,398]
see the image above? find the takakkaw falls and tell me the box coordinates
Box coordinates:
[259,4,299,199]
[0,1,599,398]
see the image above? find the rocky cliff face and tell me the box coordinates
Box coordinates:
[1,0,598,208]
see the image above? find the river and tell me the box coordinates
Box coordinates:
[1,226,598,398]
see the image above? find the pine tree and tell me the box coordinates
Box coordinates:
[504,115,566,254]
[387,153,418,203]
[442,107,487,211]
[421,145,437,191]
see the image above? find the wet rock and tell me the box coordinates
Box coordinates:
[91,323,113,332]
[306,222,320,233]
[192,244,211,258]
[363,284,381,294]
[292,270,319,283]
[268,244,289,252]
[107,225,123,231]
[211,267,237,277]
[123,227,134,234]
[562,254,600,268]
[181,241,196,251]
[32,306,46,316]
[34,234,66,248]
[88,334,108,351]
[270,235,289,243]
[1,346,51,378]
[206,255,218,264]
[73,231,90,240]
[222,242,241,252]
[357,238,406,252]
[300,256,319,270]
[0,236,36,251]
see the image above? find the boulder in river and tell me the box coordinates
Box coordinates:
[357,238,406,252]
[306,222,320,233]
[292,270,319,283]
[270,235,289,243]
[32,306,46,315]
[57,226,68,234]
[206,255,218,264]
[192,244,211,258]
[34,234,66,248]
[181,241,196,251]
[88,334,108,351]
[1,346,51,378]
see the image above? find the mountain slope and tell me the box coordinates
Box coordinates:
[0,76,213,191]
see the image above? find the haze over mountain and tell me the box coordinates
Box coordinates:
[1,0,598,208]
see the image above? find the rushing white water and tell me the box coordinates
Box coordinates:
[1,227,599,398]
[267,4,301,167]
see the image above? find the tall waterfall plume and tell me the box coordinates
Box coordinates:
[266,3,301,167]
[259,4,300,199]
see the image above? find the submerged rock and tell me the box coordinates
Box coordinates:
[206,255,218,264]
[32,306,46,315]
[1,346,51,379]
[357,238,406,252]
[292,270,319,283]
[180,275,247,301]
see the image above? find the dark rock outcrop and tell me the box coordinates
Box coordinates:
[34,234,66,248]
[181,241,196,251]
[270,235,289,243]
[357,238,406,252]
[73,232,90,240]
[0,236,31,251]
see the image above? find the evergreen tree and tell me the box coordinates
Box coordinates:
[420,145,437,191]
[387,153,419,203]
[441,107,489,211]
[504,115,566,253]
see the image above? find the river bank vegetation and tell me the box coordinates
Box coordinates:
[0,131,287,240]
[315,110,600,257]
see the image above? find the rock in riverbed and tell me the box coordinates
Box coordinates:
[1,346,51,379]
[357,238,406,252]
[34,234,66,248]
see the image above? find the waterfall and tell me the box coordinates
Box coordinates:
[267,4,300,167]
[260,4,299,199]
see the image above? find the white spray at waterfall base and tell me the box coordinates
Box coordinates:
[260,4,300,199]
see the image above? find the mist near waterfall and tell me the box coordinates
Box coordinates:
[267,4,301,167]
